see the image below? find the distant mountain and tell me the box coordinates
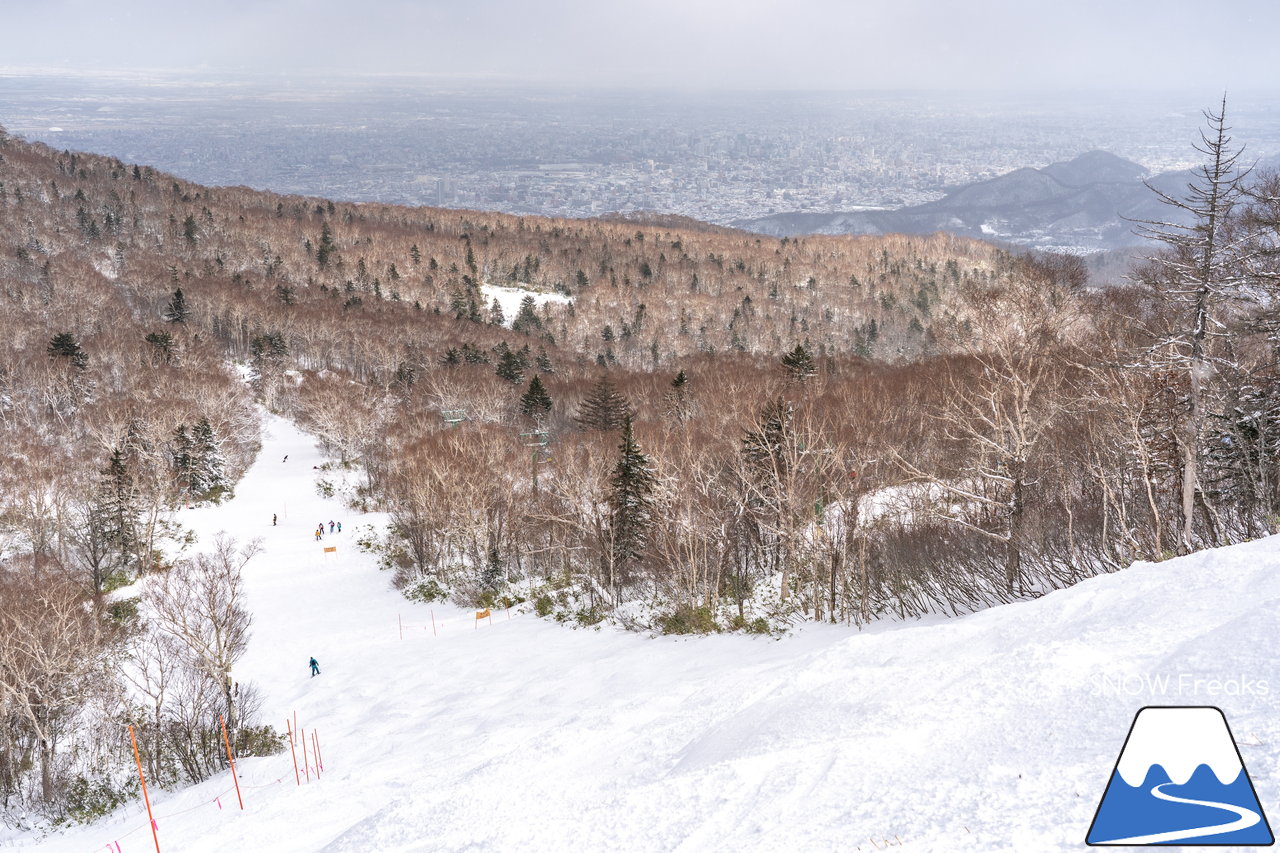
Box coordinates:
[734,151,1195,252]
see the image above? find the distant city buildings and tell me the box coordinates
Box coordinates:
[4,79,1273,227]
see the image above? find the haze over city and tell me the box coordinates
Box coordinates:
[4,0,1279,92]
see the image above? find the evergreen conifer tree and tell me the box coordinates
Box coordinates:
[164,287,189,323]
[47,332,88,370]
[782,343,816,382]
[519,375,553,419]
[100,447,139,568]
[575,375,633,431]
[512,296,543,334]
[607,415,656,585]
[192,417,226,500]
[495,347,524,384]
[663,369,692,422]
[171,424,196,494]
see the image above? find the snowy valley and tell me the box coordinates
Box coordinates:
[5,410,1277,853]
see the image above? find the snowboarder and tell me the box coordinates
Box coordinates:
[329,520,335,534]
[273,513,277,526]
[309,657,320,677]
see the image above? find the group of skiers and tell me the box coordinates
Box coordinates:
[314,520,342,540]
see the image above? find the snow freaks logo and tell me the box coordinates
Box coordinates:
[1086,706,1274,846]
[1091,672,1270,698]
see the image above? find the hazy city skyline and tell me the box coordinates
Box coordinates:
[3,0,1279,93]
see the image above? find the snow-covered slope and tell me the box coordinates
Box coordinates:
[17,413,1280,852]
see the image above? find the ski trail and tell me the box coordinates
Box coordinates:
[1098,781,1261,845]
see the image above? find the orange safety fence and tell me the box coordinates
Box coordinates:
[396,604,521,639]
[40,716,327,853]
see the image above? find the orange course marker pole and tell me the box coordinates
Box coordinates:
[313,729,324,771]
[286,719,301,786]
[219,714,245,810]
[301,726,311,782]
[311,729,322,776]
[128,724,162,853]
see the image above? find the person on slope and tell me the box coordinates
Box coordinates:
[329,520,335,534]
[336,521,342,533]
[314,528,322,541]
[273,513,277,526]
[309,657,320,677]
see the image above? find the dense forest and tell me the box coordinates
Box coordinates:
[3,101,1280,820]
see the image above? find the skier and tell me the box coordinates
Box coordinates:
[329,520,335,534]
[336,521,342,533]
[309,657,320,677]
[283,454,288,462]
[273,513,277,526]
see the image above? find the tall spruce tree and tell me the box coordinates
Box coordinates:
[511,296,543,334]
[575,375,632,431]
[495,347,524,384]
[164,287,189,323]
[100,447,139,569]
[192,417,226,500]
[663,369,692,422]
[782,343,816,382]
[519,375,553,419]
[47,332,88,370]
[607,415,656,589]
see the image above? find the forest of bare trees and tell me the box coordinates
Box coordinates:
[2,101,1279,819]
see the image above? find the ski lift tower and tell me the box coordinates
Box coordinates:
[520,429,551,494]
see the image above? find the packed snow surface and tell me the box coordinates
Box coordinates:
[13,412,1280,852]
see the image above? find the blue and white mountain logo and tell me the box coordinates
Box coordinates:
[1087,706,1273,846]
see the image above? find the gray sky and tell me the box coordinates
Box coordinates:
[3,0,1278,91]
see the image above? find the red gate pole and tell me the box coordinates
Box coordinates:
[286,719,301,786]
[219,714,245,810]
[313,729,324,771]
[311,729,322,776]
[301,726,311,782]
[128,724,162,853]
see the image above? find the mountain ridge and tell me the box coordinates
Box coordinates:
[734,150,1193,252]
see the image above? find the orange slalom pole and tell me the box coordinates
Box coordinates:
[219,714,244,810]
[313,729,324,772]
[301,726,311,782]
[286,719,301,786]
[311,729,322,776]
[128,724,162,853]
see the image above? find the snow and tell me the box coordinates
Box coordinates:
[478,283,571,328]
[9,411,1280,852]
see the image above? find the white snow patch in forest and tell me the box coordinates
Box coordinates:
[92,254,118,280]
[8,411,1280,852]
[479,283,572,327]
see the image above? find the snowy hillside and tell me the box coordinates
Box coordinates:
[11,412,1280,853]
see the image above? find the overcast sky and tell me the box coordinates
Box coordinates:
[3,0,1278,91]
